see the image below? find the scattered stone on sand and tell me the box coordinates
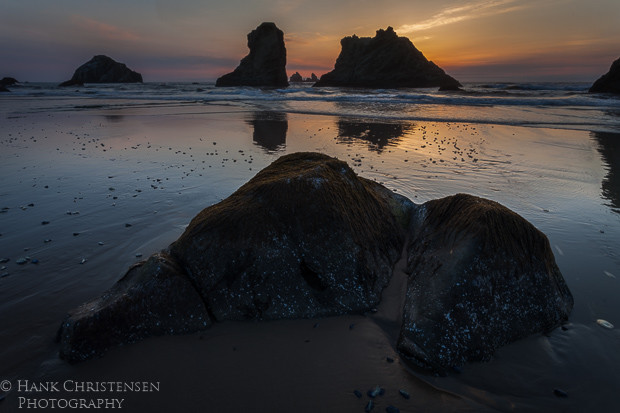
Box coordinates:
[16,258,28,265]
[398,389,410,399]
[386,406,400,413]
[0,258,9,264]
[553,388,568,398]
[353,390,363,398]
[314,27,460,89]
[216,22,288,87]
[596,319,614,329]
[365,400,374,412]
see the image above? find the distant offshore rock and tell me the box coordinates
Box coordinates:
[1,77,18,92]
[290,72,303,82]
[216,22,288,87]
[590,57,620,94]
[289,72,319,83]
[314,27,461,90]
[59,55,143,87]
[57,153,572,369]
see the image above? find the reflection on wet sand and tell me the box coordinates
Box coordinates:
[336,119,411,152]
[247,112,288,152]
[104,114,124,122]
[593,131,620,213]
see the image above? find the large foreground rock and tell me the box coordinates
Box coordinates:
[314,27,460,89]
[57,153,572,367]
[216,22,288,87]
[57,252,211,362]
[59,55,143,87]
[397,194,573,372]
[58,152,409,361]
[590,57,620,94]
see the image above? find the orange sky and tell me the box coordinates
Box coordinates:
[1,0,619,82]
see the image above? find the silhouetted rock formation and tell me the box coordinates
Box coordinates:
[216,22,288,87]
[290,72,303,82]
[314,27,460,89]
[310,73,319,82]
[248,111,288,152]
[57,153,572,368]
[59,55,143,87]
[0,77,18,92]
[590,57,620,94]
[397,194,573,372]
[1,77,18,86]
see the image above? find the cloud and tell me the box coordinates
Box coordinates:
[397,0,528,33]
[70,16,140,42]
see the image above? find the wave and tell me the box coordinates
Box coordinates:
[3,81,620,132]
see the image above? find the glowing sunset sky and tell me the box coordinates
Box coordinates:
[1,0,619,82]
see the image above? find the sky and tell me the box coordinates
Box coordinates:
[1,0,619,83]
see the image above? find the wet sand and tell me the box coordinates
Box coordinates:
[1,98,619,411]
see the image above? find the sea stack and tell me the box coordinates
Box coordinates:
[590,57,620,94]
[314,27,460,90]
[0,77,18,92]
[59,55,143,87]
[216,22,288,87]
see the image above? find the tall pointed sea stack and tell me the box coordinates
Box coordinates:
[216,22,289,87]
[314,27,460,90]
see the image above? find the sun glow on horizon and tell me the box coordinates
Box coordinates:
[0,0,618,83]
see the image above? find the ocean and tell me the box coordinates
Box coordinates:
[6,81,620,132]
[1,81,619,411]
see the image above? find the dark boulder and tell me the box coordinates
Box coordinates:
[58,252,211,363]
[290,72,303,82]
[590,57,620,94]
[58,152,410,361]
[309,73,319,82]
[314,27,460,89]
[169,152,408,320]
[397,194,573,373]
[216,22,289,87]
[0,77,18,92]
[59,55,143,87]
[1,77,18,86]
[56,154,572,367]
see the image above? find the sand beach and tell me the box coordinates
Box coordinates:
[1,83,620,411]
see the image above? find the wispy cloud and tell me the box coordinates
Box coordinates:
[397,0,527,33]
[71,16,140,42]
